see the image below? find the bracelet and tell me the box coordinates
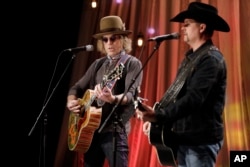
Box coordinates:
[113,96,118,104]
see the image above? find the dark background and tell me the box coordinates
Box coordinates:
[6,0,83,166]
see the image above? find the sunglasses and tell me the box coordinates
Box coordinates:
[102,35,121,43]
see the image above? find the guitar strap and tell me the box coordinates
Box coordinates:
[96,51,130,106]
[155,45,212,110]
[106,50,130,90]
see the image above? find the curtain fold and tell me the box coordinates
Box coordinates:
[54,0,250,167]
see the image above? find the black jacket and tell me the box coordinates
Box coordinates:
[156,40,227,145]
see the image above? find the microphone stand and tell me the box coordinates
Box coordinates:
[28,51,76,167]
[98,41,163,167]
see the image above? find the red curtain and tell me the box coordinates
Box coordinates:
[54,0,250,167]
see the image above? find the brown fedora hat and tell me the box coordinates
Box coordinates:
[170,2,230,32]
[93,15,132,39]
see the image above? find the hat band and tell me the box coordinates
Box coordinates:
[100,28,123,33]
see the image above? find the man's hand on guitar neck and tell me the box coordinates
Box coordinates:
[135,102,157,122]
[94,84,128,105]
[94,84,117,104]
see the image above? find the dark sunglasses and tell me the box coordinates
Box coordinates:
[102,35,121,43]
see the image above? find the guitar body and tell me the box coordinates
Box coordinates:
[149,123,177,166]
[68,89,102,152]
[143,102,177,166]
[68,63,125,152]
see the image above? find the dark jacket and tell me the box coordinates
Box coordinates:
[156,40,227,145]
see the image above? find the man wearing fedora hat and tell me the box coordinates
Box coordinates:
[136,2,229,167]
[67,15,143,167]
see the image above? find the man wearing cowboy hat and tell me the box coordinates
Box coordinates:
[67,15,143,167]
[136,2,229,167]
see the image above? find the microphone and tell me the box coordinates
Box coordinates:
[148,32,180,42]
[65,45,94,52]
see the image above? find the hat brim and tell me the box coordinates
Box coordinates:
[93,30,132,39]
[170,11,230,32]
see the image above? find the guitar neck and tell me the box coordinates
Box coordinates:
[88,94,97,107]
[79,90,97,114]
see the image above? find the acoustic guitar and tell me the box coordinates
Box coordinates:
[135,99,177,166]
[68,63,124,152]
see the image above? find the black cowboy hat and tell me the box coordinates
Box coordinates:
[170,2,230,32]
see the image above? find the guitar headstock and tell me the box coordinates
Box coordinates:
[103,63,125,83]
